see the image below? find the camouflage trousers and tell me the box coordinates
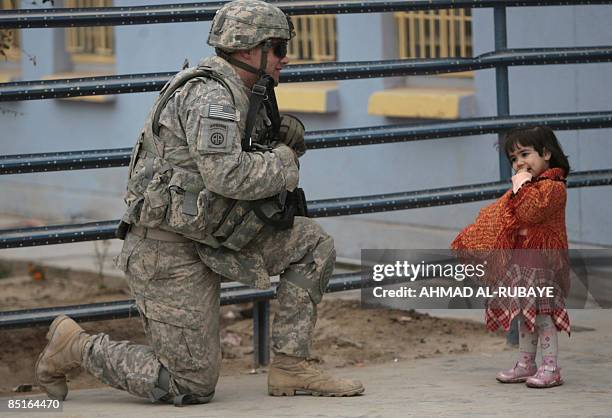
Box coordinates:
[242,216,335,357]
[81,216,335,401]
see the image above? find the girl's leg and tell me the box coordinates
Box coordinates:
[518,314,538,364]
[536,314,559,368]
[526,314,563,388]
[496,315,537,383]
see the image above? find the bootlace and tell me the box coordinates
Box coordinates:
[303,357,327,373]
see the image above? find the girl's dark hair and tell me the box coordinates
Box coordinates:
[503,126,571,174]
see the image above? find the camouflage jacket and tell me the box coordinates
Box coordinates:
[122,55,299,251]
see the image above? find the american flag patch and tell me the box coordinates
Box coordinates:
[207,103,238,121]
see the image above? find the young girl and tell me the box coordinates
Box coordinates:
[452,126,571,388]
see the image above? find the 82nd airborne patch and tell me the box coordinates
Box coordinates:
[197,117,237,154]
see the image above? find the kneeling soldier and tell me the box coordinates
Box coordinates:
[36,0,364,406]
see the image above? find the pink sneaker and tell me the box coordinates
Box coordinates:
[526,365,563,388]
[496,362,537,383]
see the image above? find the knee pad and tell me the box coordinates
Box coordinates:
[283,268,320,304]
[283,249,335,305]
[151,366,215,406]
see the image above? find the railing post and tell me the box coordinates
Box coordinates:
[494,6,519,346]
[494,6,512,180]
[252,300,270,368]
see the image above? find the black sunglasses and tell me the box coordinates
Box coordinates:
[269,40,288,59]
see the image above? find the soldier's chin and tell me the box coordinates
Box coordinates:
[270,73,280,86]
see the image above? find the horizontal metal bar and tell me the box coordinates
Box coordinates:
[0,148,132,175]
[307,111,612,149]
[2,111,611,175]
[1,169,610,249]
[0,300,139,329]
[308,169,612,217]
[1,1,611,29]
[282,46,612,83]
[0,272,360,329]
[0,72,172,102]
[0,220,118,247]
[2,47,612,101]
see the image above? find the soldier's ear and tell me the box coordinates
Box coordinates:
[236,48,255,60]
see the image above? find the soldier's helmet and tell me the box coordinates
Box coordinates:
[207,0,293,52]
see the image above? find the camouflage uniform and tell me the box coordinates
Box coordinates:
[79,1,335,403]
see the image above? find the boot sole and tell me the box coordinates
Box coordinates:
[34,315,71,401]
[268,386,365,397]
[496,376,531,383]
[526,379,563,388]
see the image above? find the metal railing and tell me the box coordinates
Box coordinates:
[2,1,612,30]
[1,0,612,363]
[3,47,612,100]
[1,111,611,175]
[1,168,611,249]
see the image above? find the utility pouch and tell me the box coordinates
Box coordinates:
[212,200,252,242]
[139,168,172,228]
[165,170,207,238]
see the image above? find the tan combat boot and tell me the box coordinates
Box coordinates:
[35,315,91,400]
[268,354,365,397]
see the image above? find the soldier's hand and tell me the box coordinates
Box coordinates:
[278,114,306,157]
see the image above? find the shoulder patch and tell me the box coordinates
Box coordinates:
[206,103,240,122]
[197,116,237,154]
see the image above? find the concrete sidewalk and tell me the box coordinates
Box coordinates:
[1,309,610,418]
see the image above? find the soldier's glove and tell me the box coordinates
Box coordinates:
[278,114,306,158]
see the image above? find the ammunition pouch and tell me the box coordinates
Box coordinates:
[140,167,172,228]
[165,170,207,237]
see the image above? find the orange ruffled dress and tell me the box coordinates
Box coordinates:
[451,168,570,334]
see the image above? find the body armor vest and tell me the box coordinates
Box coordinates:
[120,58,280,250]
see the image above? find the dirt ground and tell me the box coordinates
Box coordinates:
[0,259,508,397]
